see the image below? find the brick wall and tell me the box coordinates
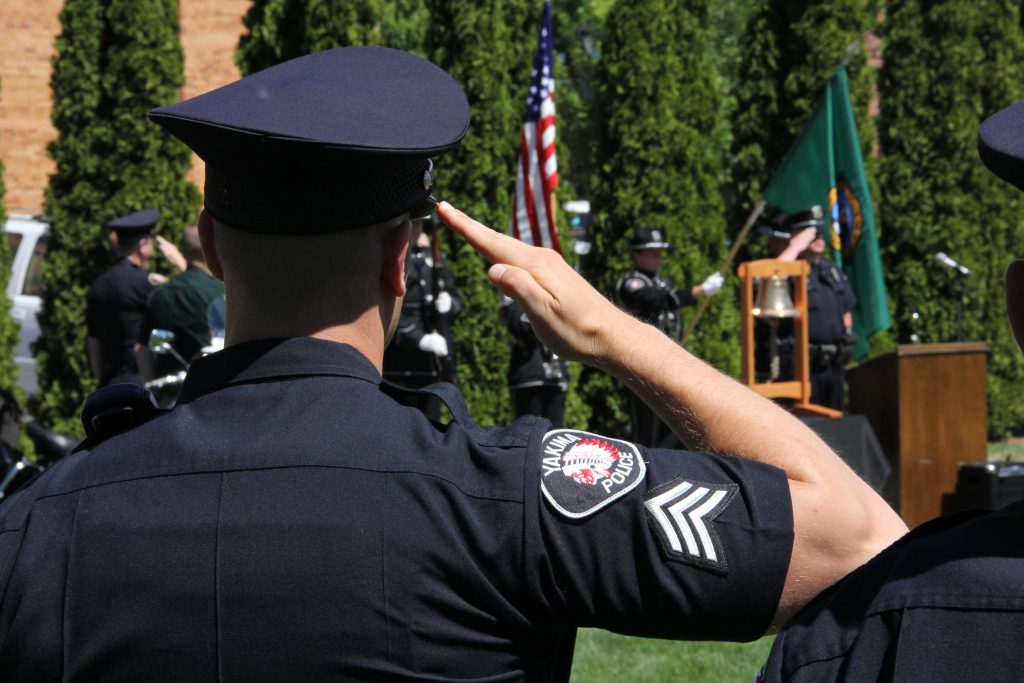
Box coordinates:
[0,0,61,214]
[0,0,249,215]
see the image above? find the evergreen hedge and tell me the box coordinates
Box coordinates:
[0,78,21,403]
[579,0,733,438]
[237,0,386,74]
[878,0,1024,437]
[730,0,878,255]
[35,0,200,433]
[422,0,538,426]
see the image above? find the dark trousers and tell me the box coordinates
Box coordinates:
[511,386,566,428]
[630,395,680,450]
[810,361,845,411]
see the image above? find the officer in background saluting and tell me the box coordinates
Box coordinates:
[616,227,724,447]
[500,295,568,427]
[86,209,161,387]
[765,206,857,410]
[382,213,461,421]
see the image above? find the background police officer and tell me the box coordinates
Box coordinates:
[382,215,461,421]
[85,209,161,387]
[615,227,724,447]
[766,206,857,410]
[500,294,568,426]
[0,48,905,680]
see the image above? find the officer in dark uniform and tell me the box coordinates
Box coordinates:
[0,47,905,680]
[758,98,1024,683]
[85,209,161,387]
[615,227,724,447]
[760,206,857,410]
[382,214,461,421]
[500,294,568,426]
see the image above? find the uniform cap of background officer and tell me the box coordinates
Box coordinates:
[629,227,671,250]
[759,205,825,240]
[106,209,160,240]
[148,47,470,234]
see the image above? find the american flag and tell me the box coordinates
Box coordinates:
[510,0,561,254]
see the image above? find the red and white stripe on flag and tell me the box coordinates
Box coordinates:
[510,0,561,254]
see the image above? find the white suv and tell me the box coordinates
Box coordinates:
[4,216,49,395]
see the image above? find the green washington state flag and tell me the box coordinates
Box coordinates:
[762,65,890,359]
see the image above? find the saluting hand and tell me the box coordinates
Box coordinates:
[437,201,629,366]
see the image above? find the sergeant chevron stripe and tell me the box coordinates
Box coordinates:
[644,478,738,574]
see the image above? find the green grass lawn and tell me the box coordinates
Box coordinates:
[570,629,773,683]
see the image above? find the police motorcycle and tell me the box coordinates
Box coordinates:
[143,327,224,409]
[0,387,79,502]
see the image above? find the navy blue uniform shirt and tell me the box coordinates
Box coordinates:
[0,338,793,681]
[806,258,856,345]
[615,269,694,341]
[761,500,1024,682]
[86,259,154,385]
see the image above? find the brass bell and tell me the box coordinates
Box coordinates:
[753,275,799,318]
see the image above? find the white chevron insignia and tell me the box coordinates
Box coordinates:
[644,478,737,571]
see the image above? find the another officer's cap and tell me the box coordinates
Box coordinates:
[149,47,470,233]
[979,99,1024,191]
[106,209,160,237]
[760,205,824,239]
[630,227,671,250]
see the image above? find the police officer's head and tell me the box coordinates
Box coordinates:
[763,206,826,259]
[108,209,160,264]
[149,48,469,347]
[629,227,670,273]
[979,100,1024,354]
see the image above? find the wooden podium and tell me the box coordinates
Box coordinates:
[847,342,988,528]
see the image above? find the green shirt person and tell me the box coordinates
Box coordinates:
[138,225,224,370]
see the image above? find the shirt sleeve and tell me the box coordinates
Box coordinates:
[522,431,793,643]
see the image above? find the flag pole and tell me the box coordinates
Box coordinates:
[680,199,767,347]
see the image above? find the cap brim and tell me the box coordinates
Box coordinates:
[979,100,1024,191]
[631,242,671,250]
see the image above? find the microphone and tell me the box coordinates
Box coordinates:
[935,252,970,276]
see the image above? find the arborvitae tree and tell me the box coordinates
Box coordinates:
[730,1,878,243]
[878,0,1024,437]
[35,0,200,433]
[423,0,537,426]
[578,0,734,437]
[0,78,20,399]
[237,0,385,75]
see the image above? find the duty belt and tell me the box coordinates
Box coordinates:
[808,343,840,362]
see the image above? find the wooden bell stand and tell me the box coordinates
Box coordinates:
[738,259,842,419]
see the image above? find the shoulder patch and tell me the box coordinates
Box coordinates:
[540,429,645,519]
[644,477,737,574]
[625,278,646,292]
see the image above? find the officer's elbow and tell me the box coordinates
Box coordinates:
[775,480,906,626]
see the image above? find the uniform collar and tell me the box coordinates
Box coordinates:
[177,337,381,403]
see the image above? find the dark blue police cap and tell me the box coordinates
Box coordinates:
[149,47,470,233]
[106,209,160,236]
[979,100,1024,192]
[759,205,824,238]
[630,227,671,250]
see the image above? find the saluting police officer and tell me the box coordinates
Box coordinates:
[0,47,904,680]
[616,227,724,447]
[765,206,857,410]
[500,294,568,427]
[85,209,161,387]
[382,214,461,421]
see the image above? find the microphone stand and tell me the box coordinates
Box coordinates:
[955,273,965,343]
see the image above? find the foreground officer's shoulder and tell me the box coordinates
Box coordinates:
[77,384,163,452]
